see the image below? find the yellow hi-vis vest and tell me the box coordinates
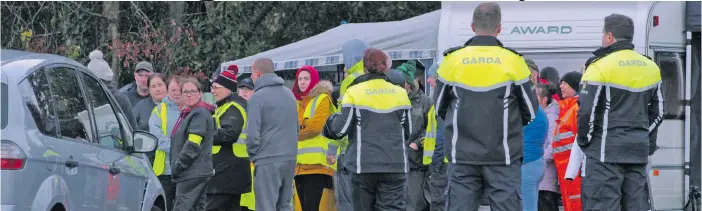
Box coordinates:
[423,106,437,165]
[298,93,338,171]
[212,101,248,158]
[151,103,168,176]
[240,162,256,210]
[421,106,449,165]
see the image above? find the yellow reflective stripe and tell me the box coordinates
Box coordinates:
[212,145,221,154]
[233,144,248,158]
[153,150,166,176]
[303,93,329,119]
[160,103,167,135]
[554,143,573,153]
[188,134,203,145]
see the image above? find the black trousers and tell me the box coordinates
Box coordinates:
[158,175,177,210]
[206,194,241,211]
[537,190,560,211]
[351,172,407,211]
[295,174,333,211]
[581,156,648,211]
[174,177,210,211]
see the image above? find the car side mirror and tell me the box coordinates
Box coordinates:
[132,131,158,153]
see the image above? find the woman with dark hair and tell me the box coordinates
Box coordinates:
[133,73,168,131]
[535,83,561,211]
[540,67,563,100]
[170,77,216,211]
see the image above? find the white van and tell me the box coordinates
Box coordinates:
[438,1,693,210]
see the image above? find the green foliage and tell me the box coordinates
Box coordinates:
[1,1,439,85]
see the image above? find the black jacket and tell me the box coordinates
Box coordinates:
[170,103,216,183]
[207,95,252,194]
[407,89,432,170]
[132,97,157,131]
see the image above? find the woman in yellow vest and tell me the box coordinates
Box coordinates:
[148,75,182,209]
[292,66,336,211]
[206,66,252,211]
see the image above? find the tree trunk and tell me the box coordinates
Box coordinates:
[103,1,120,84]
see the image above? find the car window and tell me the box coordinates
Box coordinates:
[17,70,58,136]
[1,82,8,129]
[46,67,92,142]
[79,72,125,150]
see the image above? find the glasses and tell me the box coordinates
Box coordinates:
[182,89,200,96]
[211,84,224,90]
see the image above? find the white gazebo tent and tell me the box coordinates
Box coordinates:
[220,10,441,74]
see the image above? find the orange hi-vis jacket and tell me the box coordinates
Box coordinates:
[553,96,582,211]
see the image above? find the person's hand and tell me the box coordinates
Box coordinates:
[420,138,424,146]
[327,155,337,165]
[409,143,419,151]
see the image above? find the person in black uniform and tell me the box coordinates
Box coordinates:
[324,48,413,210]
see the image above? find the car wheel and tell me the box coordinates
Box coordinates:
[151,205,163,211]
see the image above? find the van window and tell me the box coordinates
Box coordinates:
[79,72,125,150]
[46,67,92,142]
[18,70,58,136]
[1,82,8,129]
[656,52,685,119]
[523,52,594,77]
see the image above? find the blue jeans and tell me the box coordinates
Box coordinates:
[521,158,545,211]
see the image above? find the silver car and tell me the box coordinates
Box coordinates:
[1,49,168,211]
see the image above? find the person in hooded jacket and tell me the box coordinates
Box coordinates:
[397,61,432,211]
[292,65,336,211]
[148,75,183,209]
[324,48,412,210]
[171,77,216,211]
[204,66,252,211]
[328,39,371,211]
[535,83,561,211]
[134,73,168,131]
[86,50,137,128]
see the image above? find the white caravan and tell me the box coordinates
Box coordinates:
[438,1,692,210]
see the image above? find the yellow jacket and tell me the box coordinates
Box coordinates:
[296,80,335,176]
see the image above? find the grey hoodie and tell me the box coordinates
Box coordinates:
[342,39,370,68]
[245,73,299,166]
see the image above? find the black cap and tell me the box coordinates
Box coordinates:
[561,72,583,92]
[237,77,254,90]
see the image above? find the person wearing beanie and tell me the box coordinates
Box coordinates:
[323,48,412,210]
[398,60,433,211]
[86,50,137,128]
[291,65,336,211]
[551,71,584,210]
[206,65,252,211]
[119,60,156,106]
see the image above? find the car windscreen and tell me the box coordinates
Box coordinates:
[1,82,8,129]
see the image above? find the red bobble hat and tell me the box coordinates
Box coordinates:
[213,65,239,92]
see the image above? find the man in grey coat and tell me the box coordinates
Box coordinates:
[245,58,299,211]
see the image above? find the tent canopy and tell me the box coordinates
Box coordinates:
[223,10,440,73]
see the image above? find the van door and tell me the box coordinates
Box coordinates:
[77,71,149,211]
[650,51,687,210]
[45,66,109,211]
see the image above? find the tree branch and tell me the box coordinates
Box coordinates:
[243,3,275,42]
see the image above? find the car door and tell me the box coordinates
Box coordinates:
[44,66,109,211]
[77,70,150,211]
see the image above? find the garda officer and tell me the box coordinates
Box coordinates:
[324,48,412,210]
[577,14,663,211]
[206,65,252,211]
[327,39,371,211]
[432,3,539,211]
